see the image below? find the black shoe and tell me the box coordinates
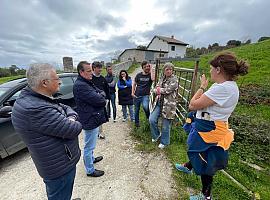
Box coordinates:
[93,156,103,164]
[135,123,140,127]
[98,134,105,139]
[87,169,105,177]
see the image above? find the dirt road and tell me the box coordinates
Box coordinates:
[0,68,178,200]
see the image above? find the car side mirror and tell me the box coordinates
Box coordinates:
[0,106,13,118]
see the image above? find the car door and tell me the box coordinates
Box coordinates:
[0,89,26,158]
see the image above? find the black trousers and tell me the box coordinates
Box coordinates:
[185,161,213,197]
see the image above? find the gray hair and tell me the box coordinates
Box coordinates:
[26,63,55,89]
[163,62,175,71]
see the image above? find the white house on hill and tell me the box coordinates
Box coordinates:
[118,48,168,63]
[147,35,188,58]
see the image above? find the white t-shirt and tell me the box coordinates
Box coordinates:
[196,81,239,121]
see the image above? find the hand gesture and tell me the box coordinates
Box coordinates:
[200,74,208,89]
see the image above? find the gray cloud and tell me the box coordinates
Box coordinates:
[0,0,269,67]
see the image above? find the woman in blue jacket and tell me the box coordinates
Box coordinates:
[117,70,134,122]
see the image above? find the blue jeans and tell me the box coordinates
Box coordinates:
[134,95,150,125]
[122,105,134,121]
[83,127,99,174]
[43,167,76,200]
[107,93,117,120]
[149,103,172,145]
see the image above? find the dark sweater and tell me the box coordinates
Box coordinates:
[92,74,110,99]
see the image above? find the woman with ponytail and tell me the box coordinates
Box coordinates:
[175,52,249,200]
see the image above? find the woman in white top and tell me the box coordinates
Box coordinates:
[175,52,249,200]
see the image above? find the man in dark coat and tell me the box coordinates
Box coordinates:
[11,63,82,200]
[73,61,106,177]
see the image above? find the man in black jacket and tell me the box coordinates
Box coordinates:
[11,63,82,200]
[105,64,117,122]
[73,61,106,177]
[91,61,110,139]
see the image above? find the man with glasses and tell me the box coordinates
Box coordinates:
[73,61,106,177]
[12,63,82,200]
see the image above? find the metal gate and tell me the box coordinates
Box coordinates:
[150,59,199,124]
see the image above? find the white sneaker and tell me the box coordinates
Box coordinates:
[122,118,126,122]
[158,143,166,149]
[113,119,117,123]
[151,134,161,143]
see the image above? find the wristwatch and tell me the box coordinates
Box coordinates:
[199,87,206,92]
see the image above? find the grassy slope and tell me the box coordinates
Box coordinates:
[0,75,25,84]
[132,40,270,199]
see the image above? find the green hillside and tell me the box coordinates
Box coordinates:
[174,39,270,86]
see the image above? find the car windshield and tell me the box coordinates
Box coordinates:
[0,87,10,98]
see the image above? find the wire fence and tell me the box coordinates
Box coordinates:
[151,59,199,124]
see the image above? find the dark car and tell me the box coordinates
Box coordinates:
[0,73,78,159]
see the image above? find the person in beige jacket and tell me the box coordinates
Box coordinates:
[149,62,179,149]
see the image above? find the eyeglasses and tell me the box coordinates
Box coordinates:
[45,78,61,81]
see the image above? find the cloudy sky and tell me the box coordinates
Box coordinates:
[0,0,269,67]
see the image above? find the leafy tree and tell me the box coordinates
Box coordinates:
[227,40,241,46]
[212,42,219,47]
[258,36,270,42]
[244,39,251,44]
[137,45,147,50]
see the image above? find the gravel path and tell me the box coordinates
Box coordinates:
[0,68,178,200]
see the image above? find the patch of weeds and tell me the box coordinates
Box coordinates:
[239,84,270,105]
[229,114,270,165]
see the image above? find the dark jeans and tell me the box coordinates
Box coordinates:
[43,167,76,200]
[134,95,150,125]
[107,93,116,120]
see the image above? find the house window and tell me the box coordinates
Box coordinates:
[171,46,175,51]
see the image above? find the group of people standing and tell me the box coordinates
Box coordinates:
[11,51,249,200]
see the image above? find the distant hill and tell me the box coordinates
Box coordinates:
[174,39,270,86]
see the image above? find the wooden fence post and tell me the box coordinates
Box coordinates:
[190,60,199,98]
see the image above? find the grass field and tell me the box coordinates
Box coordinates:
[131,40,270,199]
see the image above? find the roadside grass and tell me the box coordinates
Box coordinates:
[101,63,139,76]
[127,63,139,74]
[0,75,25,84]
[131,113,270,199]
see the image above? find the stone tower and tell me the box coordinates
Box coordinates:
[63,57,73,72]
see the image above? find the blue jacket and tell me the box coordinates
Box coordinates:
[73,76,108,130]
[11,87,82,180]
[117,78,133,105]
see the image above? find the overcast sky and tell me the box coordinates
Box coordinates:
[0,0,269,67]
